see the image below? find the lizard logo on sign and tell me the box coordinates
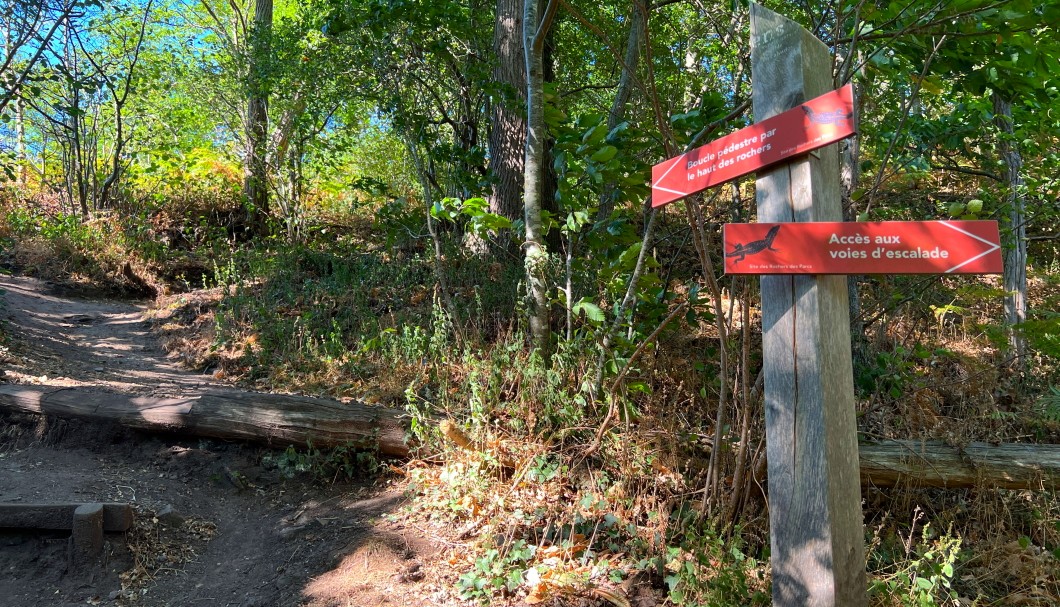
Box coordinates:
[801,106,853,125]
[722,220,1003,275]
[726,224,780,264]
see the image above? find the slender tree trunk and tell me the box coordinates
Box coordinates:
[90,0,151,209]
[6,21,29,189]
[522,0,555,355]
[15,93,27,188]
[992,92,1027,365]
[71,88,88,217]
[539,9,561,256]
[488,0,527,231]
[597,0,645,221]
[85,118,98,210]
[245,0,273,232]
[840,84,866,362]
[98,101,123,208]
[0,0,75,118]
[404,131,462,346]
[61,27,89,218]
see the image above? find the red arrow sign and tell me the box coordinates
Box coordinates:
[722,220,1002,275]
[652,84,855,208]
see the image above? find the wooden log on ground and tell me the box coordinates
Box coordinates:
[3,384,1057,487]
[858,440,1060,489]
[0,385,409,457]
[0,502,133,531]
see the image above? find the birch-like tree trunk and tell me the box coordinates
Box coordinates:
[15,94,27,187]
[992,92,1027,364]
[522,0,556,355]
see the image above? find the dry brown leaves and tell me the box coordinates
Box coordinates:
[114,507,217,604]
[960,539,1060,606]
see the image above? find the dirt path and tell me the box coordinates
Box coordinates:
[0,274,208,395]
[0,275,448,607]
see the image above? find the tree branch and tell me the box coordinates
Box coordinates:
[532,0,560,54]
[0,0,78,116]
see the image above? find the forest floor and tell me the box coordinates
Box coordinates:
[0,273,462,607]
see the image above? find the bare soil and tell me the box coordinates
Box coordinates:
[0,274,450,607]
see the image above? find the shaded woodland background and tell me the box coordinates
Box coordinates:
[1,0,1059,605]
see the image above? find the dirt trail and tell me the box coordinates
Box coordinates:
[0,275,209,394]
[0,275,447,607]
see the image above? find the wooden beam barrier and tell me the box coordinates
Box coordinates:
[0,384,410,457]
[859,440,1060,490]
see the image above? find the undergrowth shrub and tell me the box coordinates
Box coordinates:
[0,193,228,294]
[662,505,770,606]
[262,442,381,483]
[869,521,962,607]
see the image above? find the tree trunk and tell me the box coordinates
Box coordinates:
[0,385,410,457]
[71,90,88,218]
[488,0,527,229]
[522,0,555,356]
[63,27,89,218]
[98,99,123,208]
[14,80,27,188]
[539,9,561,255]
[992,92,1027,365]
[0,0,75,118]
[840,84,867,366]
[404,130,461,341]
[245,0,273,231]
[597,0,645,221]
[93,0,151,209]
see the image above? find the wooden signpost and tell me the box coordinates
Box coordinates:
[649,5,1005,605]
[748,5,867,605]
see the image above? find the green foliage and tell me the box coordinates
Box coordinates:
[571,298,605,324]
[430,196,513,242]
[870,525,962,607]
[5,2,1060,605]
[0,206,164,292]
[263,442,380,482]
[661,506,769,607]
[457,540,536,603]
[1015,314,1060,363]
[1036,386,1060,423]
[552,111,651,223]
[373,196,426,249]
[6,210,99,249]
[210,244,432,382]
[856,345,938,400]
[399,330,595,447]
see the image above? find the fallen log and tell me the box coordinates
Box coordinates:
[0,384,410,457]
[858,440,1060,490]
[2,385,1057,489]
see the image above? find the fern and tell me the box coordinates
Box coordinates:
[1037,386,1060,423]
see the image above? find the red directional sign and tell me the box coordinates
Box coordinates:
[722,220,1002,275]
[652,84,855,208]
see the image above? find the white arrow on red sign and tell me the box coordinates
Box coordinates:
[652,84,855,207]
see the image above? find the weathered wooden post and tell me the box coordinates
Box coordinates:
[749,4,866,605]
[652,5,1001,605]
